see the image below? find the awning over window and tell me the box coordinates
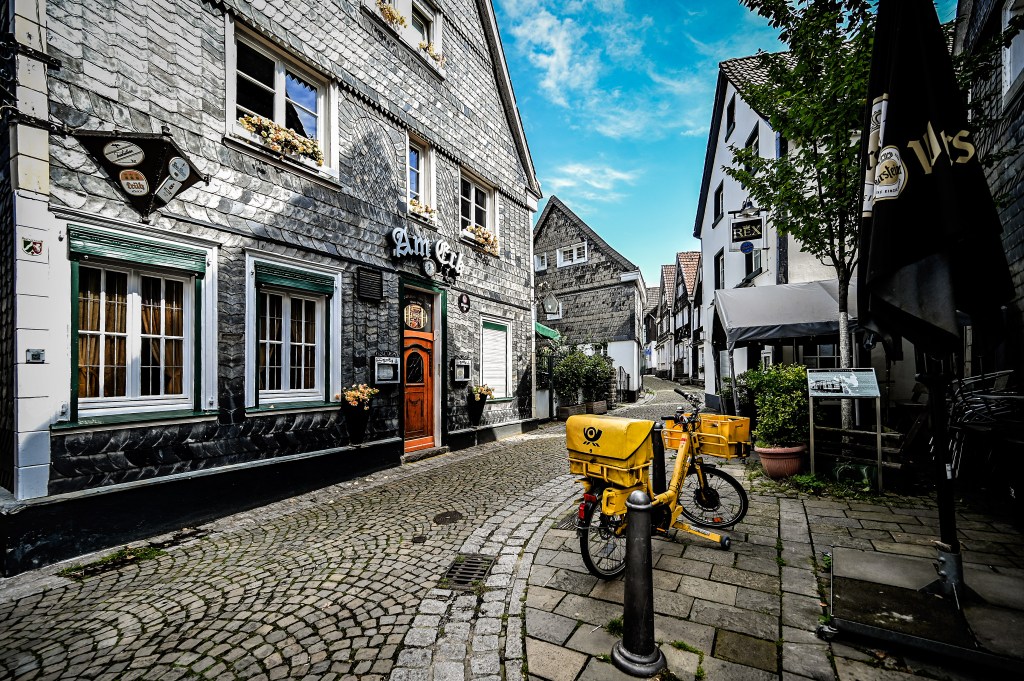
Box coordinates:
[712,280,857,350]
[534,322,560,340]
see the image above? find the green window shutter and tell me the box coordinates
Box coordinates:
[483,320,507,332]
[68,224,207,275]
[255,262,335,295]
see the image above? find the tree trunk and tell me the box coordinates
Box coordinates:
[838,277,853,430]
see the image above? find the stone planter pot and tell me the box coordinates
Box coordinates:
[467,394,487,426]
[556,403,586,421]
[343,404,371,445]
[754,444,806,479]
[585,400,607,415]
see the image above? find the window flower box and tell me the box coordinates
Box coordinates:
[409,198,438,222]
[464,224,499,256]
[418,41,445,67]
[376,0,408,28]
[238,114,324,167]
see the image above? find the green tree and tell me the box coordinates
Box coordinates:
[725,0,872,427]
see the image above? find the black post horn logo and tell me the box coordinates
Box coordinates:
[583,426,603,447]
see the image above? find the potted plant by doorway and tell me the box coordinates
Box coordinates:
[552,350,587,420]
[341,383,379,445]
[467,384,493,426]
[583,354,613,414]
[741,364,809,479]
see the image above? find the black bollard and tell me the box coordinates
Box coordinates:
[611,490,666,677]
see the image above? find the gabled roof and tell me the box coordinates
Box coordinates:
[533,196,639,273]
[478,0,542,200]
[676,251,700,297]
[660,265,676,310]
[644,286,660,314]
[694,52,789,239]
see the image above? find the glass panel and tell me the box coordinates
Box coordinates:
[303,346,315,389]
[412,10,429,42]
[104,271,127,333]
[237,77,275,119]
[259,293,283,392]
[141,337,160,396]
[460,197,470,229]
[165,339,183,395]
[165,280,184,337]
[104,336,127,397]
[409,146,421,201]
[285,72,318,139]
[304,300,315,341]
[290,344,302,389]
[140,276,160,336]
[78,335,100,398]
[237,41,275,87]
[79,267,101,332]
[291,298,303,343]
[406,351,424,384]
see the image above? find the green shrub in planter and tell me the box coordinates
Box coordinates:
[741,364,809,447]
[553,350,588,405]
[582,354,614,402]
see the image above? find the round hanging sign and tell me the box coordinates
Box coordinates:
[103,140,145,166]
[404,303,428,330]
[458,293,470,313]
[740,241,754,254]
[167,156,191,182]
[119,169,149,196]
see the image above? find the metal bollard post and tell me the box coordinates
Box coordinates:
[611,490,666,677]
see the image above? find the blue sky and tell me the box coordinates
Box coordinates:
[494,0,959,286]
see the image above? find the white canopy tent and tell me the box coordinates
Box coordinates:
[712,279,857,350]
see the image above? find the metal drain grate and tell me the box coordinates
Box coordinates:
[555,510,578,530]
[433,511,463,525]
[442,554,495,589]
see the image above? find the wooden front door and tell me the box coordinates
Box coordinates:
[403,294,435,453]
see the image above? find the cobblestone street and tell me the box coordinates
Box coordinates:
[3,378,1022,681]
[0,412,586,680]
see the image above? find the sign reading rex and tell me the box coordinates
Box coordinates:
[730,216,763,252]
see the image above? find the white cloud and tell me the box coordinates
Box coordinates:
[544,162,640,202]
[509,11,599,107]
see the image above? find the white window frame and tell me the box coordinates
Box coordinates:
[556,241,588,267]
[1004,0,1024,102]
[480,317,511,399]
[256,288,325,401]
[534,253,548,271]
[407,134,435,219]
[244,253,343,407]
[225,19,339,174]
[713,183,724,224]
[365,0,445,69]
[460,169,498,246]
[77,264,194,416]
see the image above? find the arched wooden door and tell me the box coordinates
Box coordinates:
[403,294,435,453]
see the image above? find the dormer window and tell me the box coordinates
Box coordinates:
[557,242,587,267]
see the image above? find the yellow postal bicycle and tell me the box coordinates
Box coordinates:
[568,392,749,578]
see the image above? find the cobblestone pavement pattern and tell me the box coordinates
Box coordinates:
[0,414,582,681]
[3,378,1022,681]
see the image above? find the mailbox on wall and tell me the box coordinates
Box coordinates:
[374,357,400,384]
[452,359,471,383]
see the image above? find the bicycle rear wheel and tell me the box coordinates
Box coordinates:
[579,502,627,579]
[678,466,748,528]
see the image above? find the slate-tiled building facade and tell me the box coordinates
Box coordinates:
[1,0,541,529]
[532,196,645,398]
[956,0,1024,374]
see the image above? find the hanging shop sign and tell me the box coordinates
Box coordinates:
[729,215,764,252]
[389,226,465,278]
[74,127,209,220]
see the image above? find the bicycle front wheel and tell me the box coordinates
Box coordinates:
[678,467,748,528]
[579,502,627,579]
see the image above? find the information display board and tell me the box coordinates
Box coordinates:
[807,368,881,398]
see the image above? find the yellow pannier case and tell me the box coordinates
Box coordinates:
[566,415,654,488]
